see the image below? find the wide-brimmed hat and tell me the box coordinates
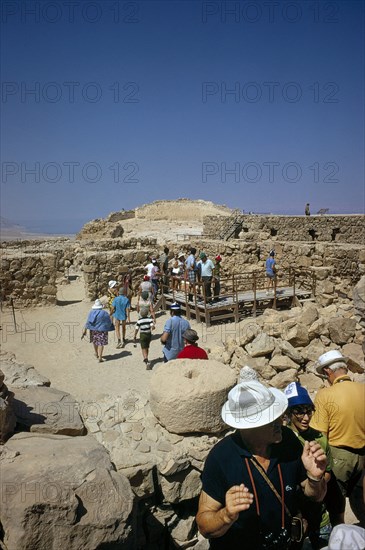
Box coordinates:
[178,252,185,258]
[183,329,199,343]
[108,280,117,289]
[284,382,313,408]
[221,380,288,429]
[92,299,104,309]
[322,524,365,550]
[315,350,348,375]
[170,302,181,310]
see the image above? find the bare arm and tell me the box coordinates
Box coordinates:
[196,486,253,539]
[160,331,169,344]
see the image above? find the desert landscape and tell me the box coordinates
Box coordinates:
[0,200,364,549]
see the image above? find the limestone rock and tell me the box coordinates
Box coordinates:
[269,355,300,372]
[299,304,319,327]
[269,369,298,389]
[159,466,201,503]
[283,323,310,347]
[308,318,329,339]
[276,339,303,365]
[245,333,276,357]
[0,359,50,388]
[0,382,16,443]
[353,275,365,320]
[341,343,365,374]
[12,386,85,436]
[238,320,261,346]
[328,317,356,345]
[1,433,135,550]
[300,340,327,363]
[150,360,236,434]
[298,373,325,392]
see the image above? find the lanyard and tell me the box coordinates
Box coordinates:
[245,457,288,529]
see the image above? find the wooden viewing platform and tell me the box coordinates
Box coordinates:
[154,269,316,327]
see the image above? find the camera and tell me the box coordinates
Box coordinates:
[260,527,291,550]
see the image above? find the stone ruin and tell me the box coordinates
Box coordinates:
[1,279,364,548]
[0,201,364,548]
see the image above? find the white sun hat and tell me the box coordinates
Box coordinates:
[92,299,104,310]
[315,350,348,375]
[108,280,117,289]
[221,380,288,429]
[322,524,365,550]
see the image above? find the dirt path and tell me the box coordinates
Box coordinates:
[1,277,222,403]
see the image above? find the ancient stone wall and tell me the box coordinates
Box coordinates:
[0,253,57,307]
[204,214,365,244]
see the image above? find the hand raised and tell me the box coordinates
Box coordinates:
[223,484,254,524]
[302,440,327,478]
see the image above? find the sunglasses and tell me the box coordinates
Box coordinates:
[291,407,315,418]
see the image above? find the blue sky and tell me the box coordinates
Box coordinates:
[1,0,364,233]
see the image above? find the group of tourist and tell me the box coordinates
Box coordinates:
[196,351,365,549]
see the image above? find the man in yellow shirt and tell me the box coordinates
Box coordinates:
[311,350,365,522]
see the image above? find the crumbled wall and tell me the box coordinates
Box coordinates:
[0,253,57,307]
[204,214,365,244]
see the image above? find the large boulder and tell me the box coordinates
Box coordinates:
[150,360,236,434]
[245,333,276,357]
[0,370,16,443]
[341,343,365,374]
[0,433,135,550]
[328,317,356,345]
[0,357,50,387]
[11,386,86,436]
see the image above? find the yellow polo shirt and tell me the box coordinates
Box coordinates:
[310,376,365,449]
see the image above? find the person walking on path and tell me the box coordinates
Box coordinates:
[107,280,119,314]
[137,290,156,324]
[177,329,208,360]
[196,378,327,549]
[134,306,155,370]
[160,302,190,362]
[265,249,277,294]
[305,203,311,216]
[111,288,131,348]
[310,350,365,523]
[284,382,344,547]
[82,299,115,363]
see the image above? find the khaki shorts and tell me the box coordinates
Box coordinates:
[330,446,365,497]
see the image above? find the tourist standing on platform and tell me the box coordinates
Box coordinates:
[185,247,198,302]
[311,350,365,523]
[159,246,170,291]
[197,252,215,300]
[134,306,155,370]
[177,329,208,360]
[171,253,185,291]
[82,299,115,363]
[213,255,222,301]
[196,379,327,549]
[305,203,311,216]
[265,250,277,295]
[111,288,131,349]
[160,302,190,362]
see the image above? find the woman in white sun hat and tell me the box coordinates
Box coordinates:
[82,299,115,363]
[196,377,328,549]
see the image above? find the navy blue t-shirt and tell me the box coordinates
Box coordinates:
[201,427,306,549]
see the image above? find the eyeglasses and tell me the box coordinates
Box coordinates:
[291,408,314,418]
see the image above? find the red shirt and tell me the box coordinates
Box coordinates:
[177,345,208,360]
